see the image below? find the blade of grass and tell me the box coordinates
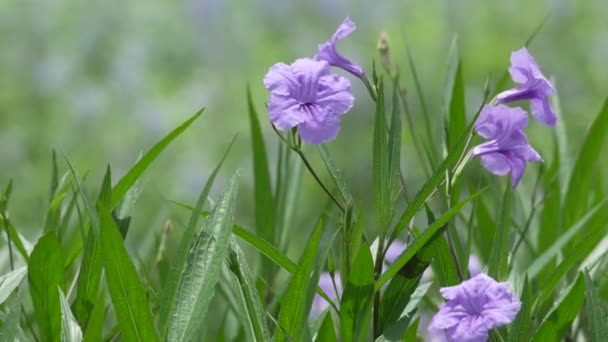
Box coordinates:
[226,239,271,341]
[341,243,375,342]
[111,109,203,208]
[487,180,513,280]
[159,137,236,333]
[275,220,325,342]
[165,173,239,342]
[562,98,608,232]
[99,201,157,342]
[29,233,66,342]
[0,266,27,305]
[59,287,83,342]
[247,86,275,244]
[379,188,485,290]
[443,36,466,151]
[583,270,608,339]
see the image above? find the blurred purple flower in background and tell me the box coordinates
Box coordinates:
[384,240,406,264]
[264,58,354,144]
[496,47,557,126]
[429,273,521,342]
[472,104,542,189]
[315,17,365,78]
[310,272,342,318]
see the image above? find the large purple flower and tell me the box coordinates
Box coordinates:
[310,272,342,318]
[429,273,521,342]
[315,17,364,78]
[472,104,542,189]
[264,58,354,144]
[496,47,557,126]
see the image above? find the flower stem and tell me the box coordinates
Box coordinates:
[295,149,346,214]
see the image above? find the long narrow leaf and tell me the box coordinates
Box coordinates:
[111,109,203,208]
[0,266,27,305]
[227,239,271,341]
[29,233,66,342]
[165,174,239,341]
[583,270,608,340]
[159,137,236,332]
[488,181,512,280]
[379,188,485,289]
[59,287,83,342]
[99,202,157,342]
[276,220,325,342]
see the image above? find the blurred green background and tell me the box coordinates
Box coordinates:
[1,0,607,261]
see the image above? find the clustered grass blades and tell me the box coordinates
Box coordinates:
[0,14,607,342]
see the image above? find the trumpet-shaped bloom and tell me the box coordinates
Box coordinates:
[315,17,364,78]
[472,104,542,189]
[496,47,557,126]
[429,273,521,342]
[264,58,354,144]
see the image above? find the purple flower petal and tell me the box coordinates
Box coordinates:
[472,105,542,189]
[430,273,521,342]
[315,17,364,78]
[297,105,341,144]
[384,240,406,264]
[263,57,354,144]
[496,47,557,126]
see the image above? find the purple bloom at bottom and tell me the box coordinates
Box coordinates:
[472,104,542,189]
[496,47,557,126]
[315,17,365,78]
[264,58,355,145]
[429,273,521,342]
[310,272,342,318]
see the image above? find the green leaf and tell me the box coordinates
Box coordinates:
[83,293,105,342]
[584,270,608,340]
[404,40,436,168]
[373,78,390,233]
[315,313,337,341]
[247,86,274,244]
[276,219,325,342]
[379,188,485,289]
[0,288,23,342]
[390,113,485,241]
[538,225,606,309]
[427,206,460,286]
[377,283,431,342]
[0,266,27,305]
[562,98,608,232]
[380,234,435,333]
[528,200,607,279]
[171,200,336,305]
[340,243,375,342]
[99,202,157,342]
[319,145,352,204]
[388,79,403,201]
[68,161,104,328]
[488,180,512,280]
[443,36,466,151]
[159,137,236,332]
[227,239,271,341]
[111,109,203,208]
[534,272,585,339]
[59,287,83,342]
[508,276,532,342]
[29,233,66,342]
[165,173,239,341]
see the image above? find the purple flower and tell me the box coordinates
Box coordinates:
[310,272,342,318]
[496,47,556,126]
[472,104,542,189]
[429,273,521,342]
[315,17,364,78]
[264,58,355,144]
